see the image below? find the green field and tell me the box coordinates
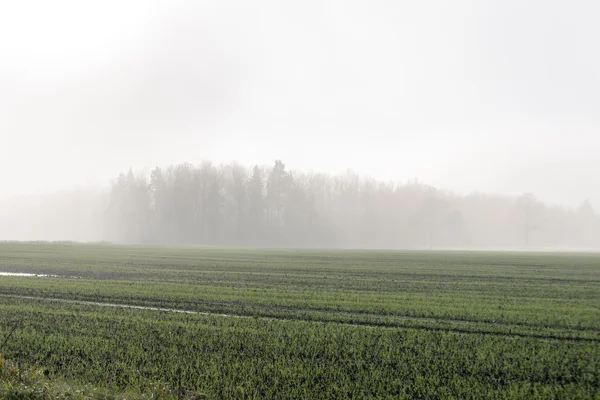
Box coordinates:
[0,243,599,398]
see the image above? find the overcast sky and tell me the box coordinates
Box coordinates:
[1,0,598,208]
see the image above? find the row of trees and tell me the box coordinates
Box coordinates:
[105,160,599,248]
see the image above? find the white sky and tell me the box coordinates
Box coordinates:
[0,0,599,209]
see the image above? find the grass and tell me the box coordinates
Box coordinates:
[0,352,205,399]
[0,243,599,398]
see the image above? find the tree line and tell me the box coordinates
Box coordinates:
[105,160,599,249]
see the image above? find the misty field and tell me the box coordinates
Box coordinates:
[0,244,599,398]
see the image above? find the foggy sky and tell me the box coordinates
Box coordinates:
[1,0,599,209]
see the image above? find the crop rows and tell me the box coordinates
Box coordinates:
[0,243,599,398]
[1,297,599,399]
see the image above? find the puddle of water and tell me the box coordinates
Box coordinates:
[0,272,60,278]
[0,294,237,318]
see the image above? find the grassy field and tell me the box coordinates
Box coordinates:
[0,243,599,398]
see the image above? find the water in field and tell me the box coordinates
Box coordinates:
[0,272,58,277]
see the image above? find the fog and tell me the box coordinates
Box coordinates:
[1,1,599,247]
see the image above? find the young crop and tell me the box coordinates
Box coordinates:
[0,244,599,398]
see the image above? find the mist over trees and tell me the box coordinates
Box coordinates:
[101,160,599,249]
[0,160,596,248]
[0,187,106,242]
